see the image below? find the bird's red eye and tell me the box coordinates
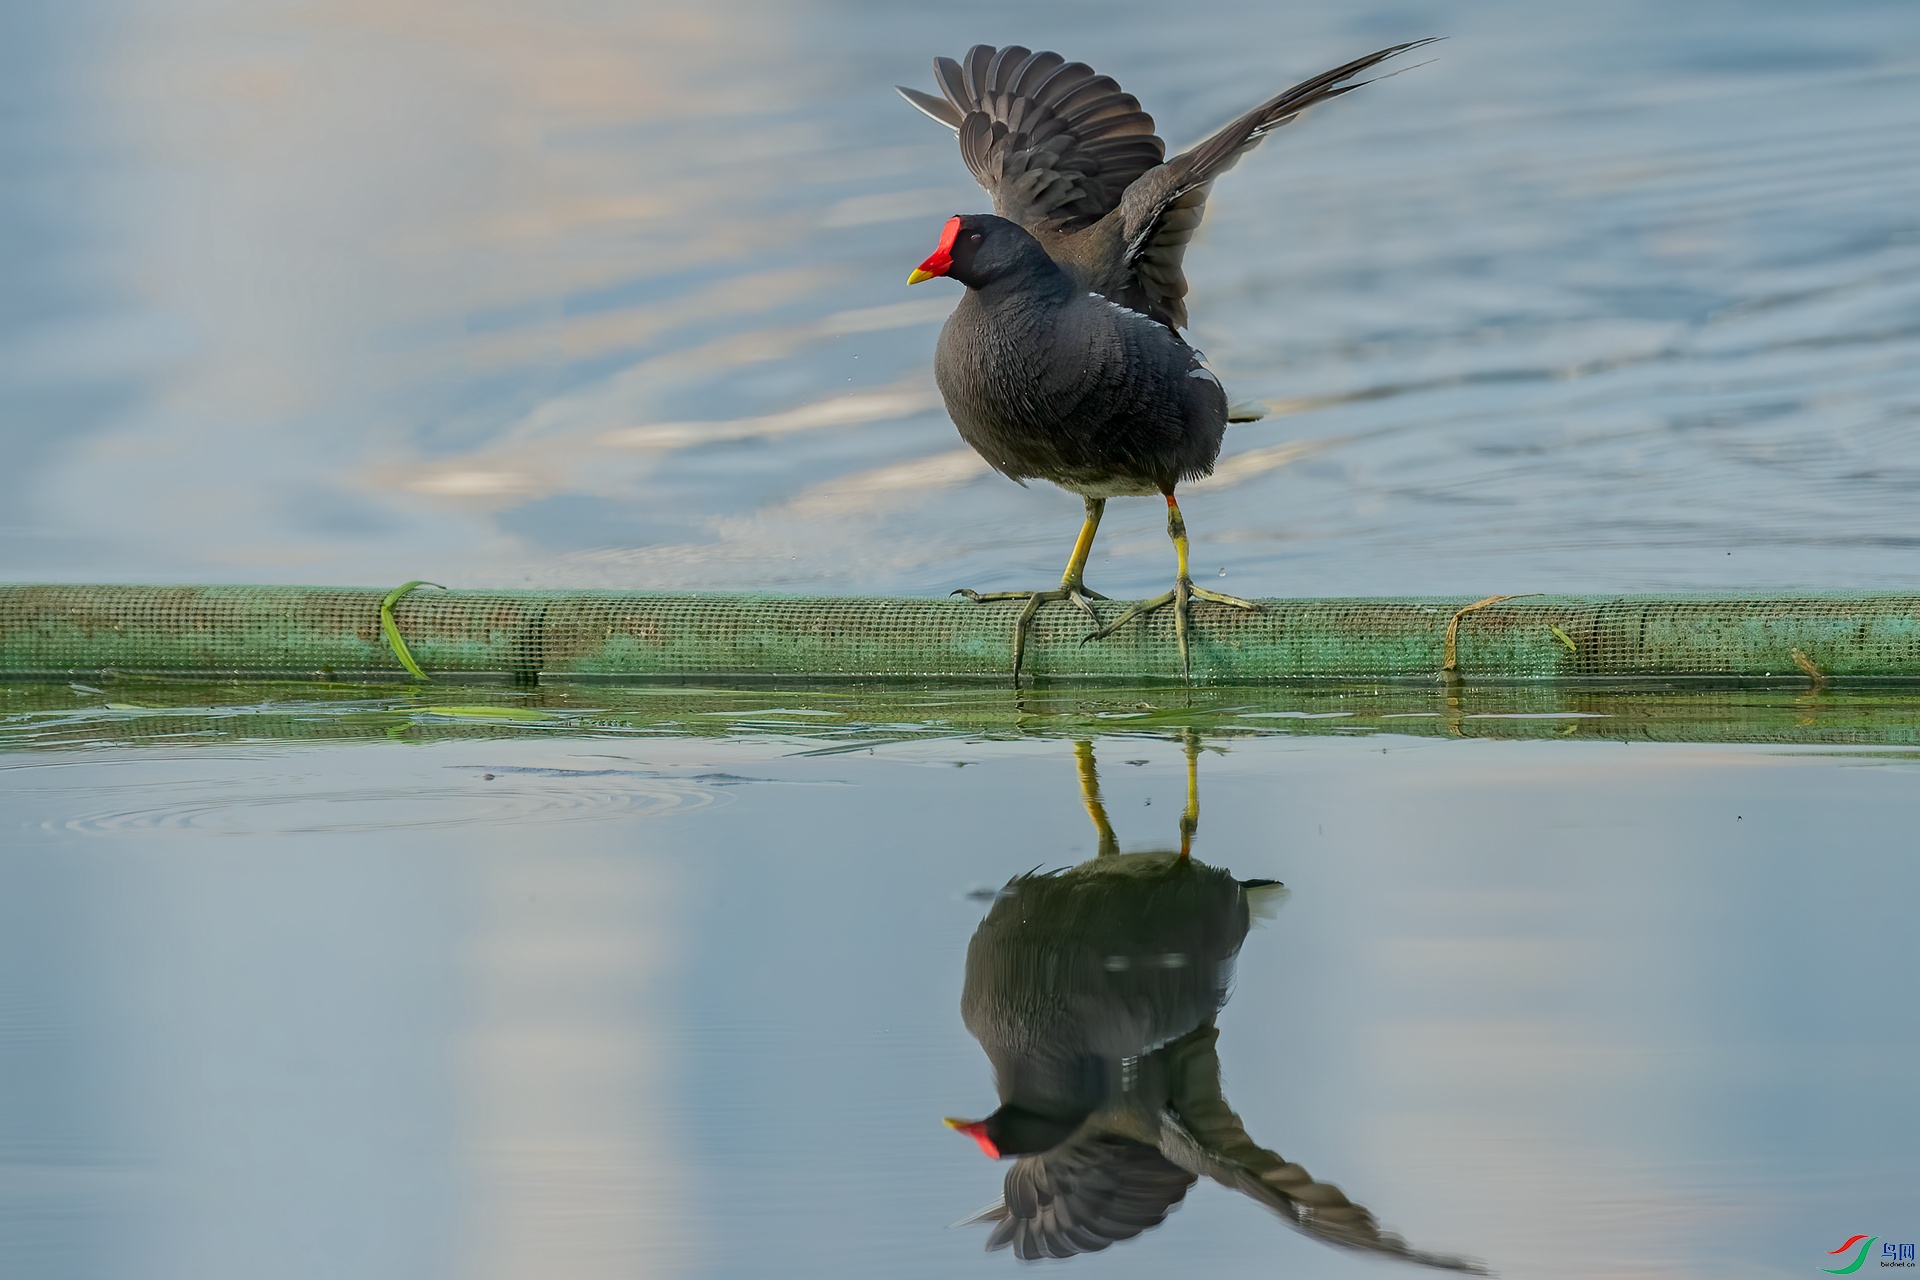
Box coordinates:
[969,234,982,244]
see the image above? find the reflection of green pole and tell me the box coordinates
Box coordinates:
[379,581,444,681]
[1824,1237,1879,1274]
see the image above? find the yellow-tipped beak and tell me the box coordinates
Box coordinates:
[906,267,938,285]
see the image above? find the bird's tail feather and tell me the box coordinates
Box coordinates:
[1244,880,1291,922]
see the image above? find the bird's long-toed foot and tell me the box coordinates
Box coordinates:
[1081,491,1258,678]
[953,582,1108,681]
[955,496,1113,682]
[1081,577,1257,678]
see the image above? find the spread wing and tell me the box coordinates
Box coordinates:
[897,45,1166,231]
[1162,1025,1490,1273]
[1115,40,1435,328]
[963,1131,1197,1260]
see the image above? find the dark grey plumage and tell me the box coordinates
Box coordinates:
[904,42,1433,679]
[956,853,1254,1258]
[901,41,1433,329]
[930,214,1226,497]
[954,852,1486,1271]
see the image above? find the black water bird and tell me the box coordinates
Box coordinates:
[902,41,1432,678]
[945,738,1486,1271]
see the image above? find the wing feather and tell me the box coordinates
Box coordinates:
[968,1130,1197,1260]
[983,44,1027,91]
[902,41,1434,329]
[1115,39,1435,328]
[1007,50,1066,98]
[895,84,962,129]
[901,46,1168,229]
[933,56,975,113]
[1163,1025,1490,1273]
[962,44,996,100]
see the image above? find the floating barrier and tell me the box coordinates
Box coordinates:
[4,583,1919,682]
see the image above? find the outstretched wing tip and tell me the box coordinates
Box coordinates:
[1408,1247,1495,1276]
[897,84,964,130]
[1116,38,1440,328]
[949,1198,1009,1229]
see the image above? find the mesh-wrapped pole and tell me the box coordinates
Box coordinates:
[3,584,1920,680]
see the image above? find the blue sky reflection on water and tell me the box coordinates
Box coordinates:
[2,731,1918,1279]
[3,0,1917,596]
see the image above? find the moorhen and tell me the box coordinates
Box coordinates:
[902,41,1432,678]
[945,738,1484,1269]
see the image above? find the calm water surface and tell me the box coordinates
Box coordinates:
[3,0,1917,595]
[2,684,1919,1278]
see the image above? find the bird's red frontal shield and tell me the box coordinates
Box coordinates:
[943,1115,999,1158]
[907,216,963,284]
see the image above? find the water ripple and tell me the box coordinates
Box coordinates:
[43,774,718,837]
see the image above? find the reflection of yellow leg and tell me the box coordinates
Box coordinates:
[1179,731,1200,858]
[1083,492,1257,677]
[1073,740,1119,858]
[956,497,1109,682]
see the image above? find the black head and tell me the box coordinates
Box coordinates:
[943,1104,1082,1159]
[907,213,1063,292]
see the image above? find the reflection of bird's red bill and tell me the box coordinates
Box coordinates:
[907,216,962,284]
[943,1115,999,1158]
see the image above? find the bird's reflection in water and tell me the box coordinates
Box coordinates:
[947,737,1485,1272]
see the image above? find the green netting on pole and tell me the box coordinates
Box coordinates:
[5,583,1920,681]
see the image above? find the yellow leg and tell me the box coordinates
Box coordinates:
[1168,495,1191,580]
[1082,491,1258,678]
[1073,740,1120,858]
[1167,495,1193,665]
[1059,497,1104,591]
[1178,731,1200,858]
[954,497,1108,682]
